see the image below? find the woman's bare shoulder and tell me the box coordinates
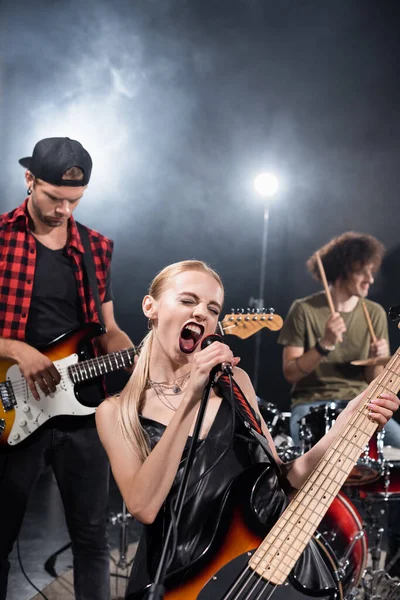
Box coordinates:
[232,366,253,388]
[96,395,120,424]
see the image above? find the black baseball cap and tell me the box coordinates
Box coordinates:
[19,137,92,186]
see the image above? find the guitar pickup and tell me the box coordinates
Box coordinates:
[0,381,16,411]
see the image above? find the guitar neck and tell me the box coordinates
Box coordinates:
[250,348,400,585]
[69,347,136,383]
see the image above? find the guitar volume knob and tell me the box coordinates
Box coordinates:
[19,419,27,427]
[12,433,20,440]
[22,405,31,413]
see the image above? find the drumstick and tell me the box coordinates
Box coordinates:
[315,251,343,343]
[361,301,377,344]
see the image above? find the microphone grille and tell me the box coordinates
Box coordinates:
[200,333,224,350]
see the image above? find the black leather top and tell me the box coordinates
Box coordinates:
[126,397,337,598]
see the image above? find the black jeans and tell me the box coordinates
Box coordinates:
[0,415,111,600]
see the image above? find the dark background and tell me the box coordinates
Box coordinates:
[1,0,400,413]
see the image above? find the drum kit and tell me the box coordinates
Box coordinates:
[258,398,400,600]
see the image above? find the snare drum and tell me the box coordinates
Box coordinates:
[300,402,385,485]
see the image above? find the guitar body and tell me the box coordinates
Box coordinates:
[133,465,365,600]
[0,323,104,448]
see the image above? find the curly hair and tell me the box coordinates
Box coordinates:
[307,231,385,284]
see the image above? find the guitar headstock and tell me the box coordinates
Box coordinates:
[389,304,400,328]
[219,308,283,340]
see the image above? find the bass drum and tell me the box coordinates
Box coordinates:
[314,491,368,597]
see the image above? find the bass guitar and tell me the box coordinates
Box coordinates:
[134,344,400,599]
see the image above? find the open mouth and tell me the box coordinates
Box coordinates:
[179,322,204,354]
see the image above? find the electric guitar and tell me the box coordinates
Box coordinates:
[0,309,282,448]
[219,309,283,339]
[0,323,136,448]
[132,344,400,599]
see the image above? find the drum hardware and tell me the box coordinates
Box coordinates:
[385,547,400,577]
[298,419,313,454]
[345,589,362,599]
[324,401,338,434]
[317,528,337,544]
[379,461,393,501]
[336,531,366,582]
[361,567,400,600]
[108,500,134,571]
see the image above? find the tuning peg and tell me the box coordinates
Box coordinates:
[268,307,275,314]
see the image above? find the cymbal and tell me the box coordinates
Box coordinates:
[350,356,392,367]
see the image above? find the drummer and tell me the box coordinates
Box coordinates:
[278,231,400,578]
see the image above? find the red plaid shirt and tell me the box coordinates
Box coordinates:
[0,199,113,341]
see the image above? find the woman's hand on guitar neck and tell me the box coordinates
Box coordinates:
[12,341,61,400]
[346,390,400,431]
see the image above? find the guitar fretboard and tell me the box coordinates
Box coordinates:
[68,347,136,383]
[249,348,400,585]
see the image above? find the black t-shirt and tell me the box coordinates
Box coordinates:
[25,239,113,408]
[25,238,113,346]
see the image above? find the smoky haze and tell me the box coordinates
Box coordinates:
[1,0,400,406]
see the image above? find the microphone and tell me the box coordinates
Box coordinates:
[201,334,233,375]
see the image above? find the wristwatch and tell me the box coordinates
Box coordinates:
[315,338,335,356]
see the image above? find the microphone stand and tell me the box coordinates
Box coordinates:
[146,371,218,600]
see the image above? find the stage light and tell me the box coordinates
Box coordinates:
[252,171,280,391]
[253,172,279,198]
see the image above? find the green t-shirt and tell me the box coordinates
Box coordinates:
[277,292,389,406]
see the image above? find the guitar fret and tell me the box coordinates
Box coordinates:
[70,347,136,383]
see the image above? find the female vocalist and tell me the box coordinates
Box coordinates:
[96,260,399,600]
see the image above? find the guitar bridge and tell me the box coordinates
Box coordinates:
[0,381,16,411]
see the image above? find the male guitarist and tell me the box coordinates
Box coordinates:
[0,137,134,600]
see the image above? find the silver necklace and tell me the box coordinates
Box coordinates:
[148,371,191,395]
[150,384,179,412]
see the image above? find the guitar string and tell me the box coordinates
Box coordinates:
[3,348,136,396]
[232,570,271,600]
[248,351,400,589]
[220,563,278,600]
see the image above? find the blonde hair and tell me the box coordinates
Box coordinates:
[117,260,224,462]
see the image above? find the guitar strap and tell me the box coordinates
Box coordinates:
[215,374,292,491]
[76,222,106,330]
